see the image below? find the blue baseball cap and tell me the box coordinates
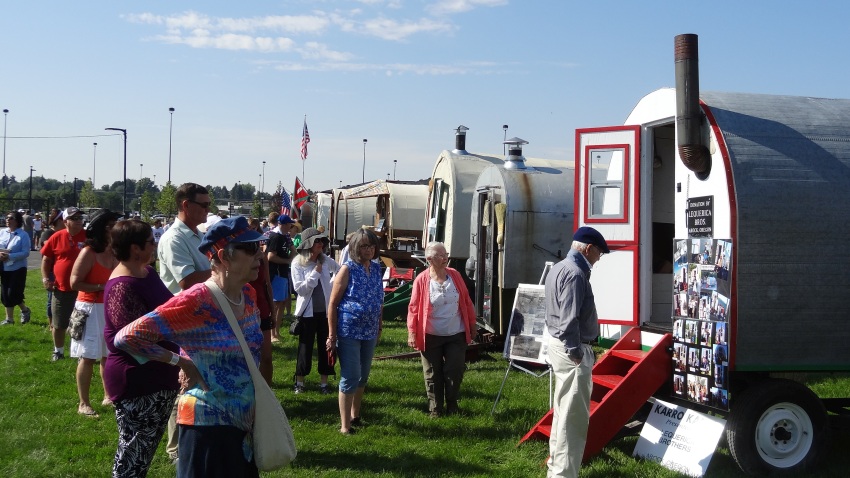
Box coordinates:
[199,216,263,259]
[278,214,295,225]
[573,226,609,253]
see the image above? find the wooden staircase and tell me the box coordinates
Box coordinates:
[519,327,673,462]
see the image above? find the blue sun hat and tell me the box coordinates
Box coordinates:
[198,216,263,259]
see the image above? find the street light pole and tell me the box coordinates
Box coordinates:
[2,109,8,189]
[73,177,78,207]
[168,107,175,184]
[261,160,266,197]
[140,163,143,181]
[105,127,128,216]
[92,142,97,188]
[28,166,35,214]
[362,138,367,183]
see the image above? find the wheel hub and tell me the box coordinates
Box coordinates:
[755,402,813,466]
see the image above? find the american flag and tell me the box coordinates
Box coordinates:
[280,189,292,217]
[300,119,310,161]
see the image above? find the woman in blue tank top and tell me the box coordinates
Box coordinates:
[326,228,383,435]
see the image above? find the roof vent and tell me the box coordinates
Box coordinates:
[452,125,469,154]
[503,137,528,170]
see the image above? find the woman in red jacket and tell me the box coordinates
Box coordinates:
[406,242,476,417]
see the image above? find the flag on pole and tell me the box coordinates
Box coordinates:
[294,177,309,210]
[281,189,293,218]
[300,118,310,161]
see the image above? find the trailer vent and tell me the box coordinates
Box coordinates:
[452,125,469,155]
[503,137,529,170]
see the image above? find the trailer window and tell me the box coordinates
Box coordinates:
[588,148,626,219]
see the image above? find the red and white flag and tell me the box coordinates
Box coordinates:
[300,119,310,161]
[294,177,309,210]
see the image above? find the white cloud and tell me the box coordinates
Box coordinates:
[126,11,329,35]
[358,16,452,41]
[427,0,508,16]
[267,59,495,75]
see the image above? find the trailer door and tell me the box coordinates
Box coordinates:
[575,126,641,326]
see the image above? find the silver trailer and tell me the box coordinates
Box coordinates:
[424,127,504,275]
[467,139,574,335]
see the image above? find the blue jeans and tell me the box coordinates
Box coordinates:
[337,336,377,394]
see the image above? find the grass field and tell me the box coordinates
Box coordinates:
[1,271,848,477]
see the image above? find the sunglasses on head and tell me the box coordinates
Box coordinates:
[233,242,260,255]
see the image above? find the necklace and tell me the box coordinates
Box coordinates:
[223,290,244,306]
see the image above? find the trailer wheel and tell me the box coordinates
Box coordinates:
[726,379,827,475]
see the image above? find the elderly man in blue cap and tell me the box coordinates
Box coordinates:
[544,226,609,478]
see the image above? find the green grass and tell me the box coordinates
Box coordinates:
[1,271,849,477]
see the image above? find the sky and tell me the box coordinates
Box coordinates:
[3,0,850,194]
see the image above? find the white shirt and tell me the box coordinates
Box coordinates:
[427,276,464,336]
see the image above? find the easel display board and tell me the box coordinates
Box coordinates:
[503,284,548,365]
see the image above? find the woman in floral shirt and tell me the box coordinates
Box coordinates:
[326,228,383,435]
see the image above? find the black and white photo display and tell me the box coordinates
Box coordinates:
[671,238,732,410]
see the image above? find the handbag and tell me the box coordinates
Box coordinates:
[288,315,303,336]
[68,308,89,341]
[206,281,297,471]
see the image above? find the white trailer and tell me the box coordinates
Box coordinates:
[568,34,850,474]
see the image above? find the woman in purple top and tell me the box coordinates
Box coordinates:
[104,220,179,477]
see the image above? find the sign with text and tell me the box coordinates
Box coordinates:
[686,195,713,238]
[633,398,726,477]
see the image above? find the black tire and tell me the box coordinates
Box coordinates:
[726,379,828,475]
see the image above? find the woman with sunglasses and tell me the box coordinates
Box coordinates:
[116,216,265,477]
[326,228,383,435]
[0,211,33,325]
[103,219,179,476]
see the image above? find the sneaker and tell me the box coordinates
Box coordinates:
[51,350,65,362]
[293,384,306,394]
[319,384,333,395]
[20,309,31,324]
[0,319,13,326]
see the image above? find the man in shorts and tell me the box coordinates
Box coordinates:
[40,207,86,361]
[267,214,295,341]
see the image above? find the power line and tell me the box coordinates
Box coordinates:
[0,133,121,139]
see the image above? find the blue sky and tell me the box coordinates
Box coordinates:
[3,0,849,194]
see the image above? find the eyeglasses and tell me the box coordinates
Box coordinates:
[67,216,84,221]
[188,199,212,209]
[5,217,14,222]
[359,244,377,250]
[145,238,156,246]
[233,242,261,255]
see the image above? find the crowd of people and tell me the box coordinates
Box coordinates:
[4,181,485,477]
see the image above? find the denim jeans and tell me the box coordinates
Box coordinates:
[336,336,377,394]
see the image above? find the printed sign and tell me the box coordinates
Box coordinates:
[503,284,548,364]
[686,196,713,237]
[633,398,726,477]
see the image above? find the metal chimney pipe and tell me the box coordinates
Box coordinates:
[453,125,469,154]
[674,33,711,177]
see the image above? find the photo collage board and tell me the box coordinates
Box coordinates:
[671,238,732,411]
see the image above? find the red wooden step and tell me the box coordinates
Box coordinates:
[593,374,624,390]
[610,349,649,362]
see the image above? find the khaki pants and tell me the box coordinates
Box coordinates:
[419,332,466,413]
[546,335,594,478]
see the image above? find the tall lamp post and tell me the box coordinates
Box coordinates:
[393,159,397,180]
[168,107,175,184]
[73,177,78,207]
[2,109,8,189]
[105,127,128,215]
[261,160,266,204]
[362,138,367,183]
[140,163,143,181]
[28,166,36,214]
[92,142,97,188]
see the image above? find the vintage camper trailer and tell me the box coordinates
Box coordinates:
[424,127,504,276]
[552,34,850,475]
[466,138,574,335]
[328,180,428,267]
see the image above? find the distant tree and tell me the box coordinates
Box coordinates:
[140,190,156,221]
[157,182,177,218]
[80,180,98,209]
[270,181,283,214]
[251,196,264,219]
